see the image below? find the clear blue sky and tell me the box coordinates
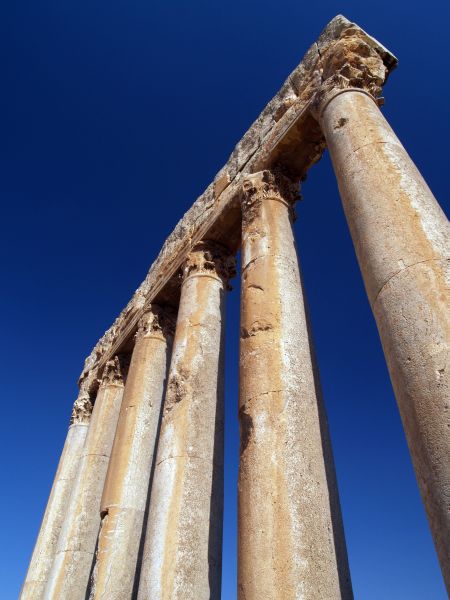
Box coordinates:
[1,1,448,598]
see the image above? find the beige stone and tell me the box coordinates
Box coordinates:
[78,16,396,383]
[22,13,449,599]
[19,393,91,600]
[137,242,235,600]
[315,49,450,591]
[89,306,175,600]
[238,170,352,600]
[43,357,126,600]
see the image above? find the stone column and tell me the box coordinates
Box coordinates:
[43,356,126,600]
[89,306,175,600]
[20,390,92,600]
[312,34,450,592]
[239,170,352,600]
[137,241,235,600]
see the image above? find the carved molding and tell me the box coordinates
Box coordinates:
[77,17,396,384]
[311,28,389,118]
[182,241,237,290]
[136,305,176,340]
[241,169,300,226]
[70,392,93,425]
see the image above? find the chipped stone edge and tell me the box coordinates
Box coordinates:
[79,14,397,386]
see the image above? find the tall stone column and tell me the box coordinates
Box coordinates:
[89,306,175,600]
[312,33,450,592]
[43,356,126,600]
[20,390,92,600]
[238,170,352,600]
[138,241,235,600]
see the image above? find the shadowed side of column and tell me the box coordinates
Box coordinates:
[238,170,352,600]
[137,241,235,600]
[89,306,175,600]
[312,31,450,593]
[43,357,127,600]
[19,391,91,600]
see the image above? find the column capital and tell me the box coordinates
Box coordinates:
[241,169,299,225]
[182,241,236,290]
[70,391,93,425]
[136,305,176,340]
[100,355,128,388]
[311,29,388,120]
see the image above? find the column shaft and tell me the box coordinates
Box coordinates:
[238,170,352,600]
[43,357,125,600]
[20,393,91,600]
[89,307,174,600]
[319,88,450,590]
[138,242,234,600]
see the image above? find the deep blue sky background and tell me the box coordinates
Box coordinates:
[1,1,449,598]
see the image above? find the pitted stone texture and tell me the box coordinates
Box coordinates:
[138,247,231,600]
[321,89,450,592]
[20,421,89,600]
[238,171,352,600]
[43,368,125,600]
[89,306,174,600]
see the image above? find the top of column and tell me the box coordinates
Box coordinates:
[311,27,396,120]
[99,355,128,388]
[135,304,176,341]
[70,390,93,425]
[182,241,236,290]
[241,169,300,223]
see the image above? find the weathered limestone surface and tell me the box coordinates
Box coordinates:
[89,307,175,600]
[20,393,92,600]
[137,242,235,600]
[79,15,396,388]
[26,12,448,600]
[238,170,352,600]
[312,38,450,592]
[43,358,126,600]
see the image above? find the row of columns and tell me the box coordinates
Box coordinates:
[21,41,449,599]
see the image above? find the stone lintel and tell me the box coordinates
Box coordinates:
[79,15,396,387]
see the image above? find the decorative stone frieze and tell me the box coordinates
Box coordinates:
[78,17,396,383]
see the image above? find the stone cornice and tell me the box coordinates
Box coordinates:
[79,15,396,388]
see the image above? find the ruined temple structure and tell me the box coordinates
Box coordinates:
[21,15,449,600]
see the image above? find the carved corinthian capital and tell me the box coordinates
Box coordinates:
[311,28,390,119]
[183,241,236,290]
[70,391,93,425]
[136,304,176,340]
[241,169,300,225]
[100,355,128,387]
